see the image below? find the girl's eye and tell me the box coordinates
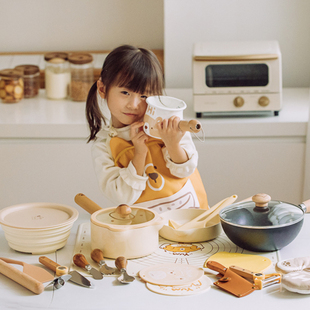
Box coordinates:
[141,95,147,99]
[121,91,130,95]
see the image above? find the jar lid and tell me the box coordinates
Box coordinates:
[44,52,69,61]
[14,65,40,75]
[0,69,23,78]
[68,53,93,64]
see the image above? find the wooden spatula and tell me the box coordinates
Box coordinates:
[175,195,238,230]
[0,258,44,294]
[0,257,54,283]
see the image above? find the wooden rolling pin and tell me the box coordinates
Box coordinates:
[178,120,202,133]
[0,258,44,294]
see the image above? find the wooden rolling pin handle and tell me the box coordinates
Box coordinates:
[0,259,44,295]
[74,193,102,214]
[115,256,127,270]
[178,120,202,133]
[73,254,89,269]
[39,256,60,272]
[91,249,104,264]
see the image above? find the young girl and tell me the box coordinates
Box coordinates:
[86,45,208,213]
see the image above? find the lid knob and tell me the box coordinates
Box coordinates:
[252,194,271,208]
[115,204,132,218]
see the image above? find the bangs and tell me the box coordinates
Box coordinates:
[114,54,163,95]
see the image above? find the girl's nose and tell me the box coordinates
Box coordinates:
[128,96,141,108]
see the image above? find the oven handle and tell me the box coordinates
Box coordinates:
[194,54,279,61]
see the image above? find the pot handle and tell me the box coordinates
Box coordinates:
[74,193,102,214]
[300,199,310,213]
[178,120,202,133]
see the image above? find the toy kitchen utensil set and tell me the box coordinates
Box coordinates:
[0,191,309,297]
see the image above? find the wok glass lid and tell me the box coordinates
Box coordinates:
[220,197,304,228]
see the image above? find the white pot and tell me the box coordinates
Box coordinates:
[90,206,164,259]
[0,202,78,254]
[143,96,186,139]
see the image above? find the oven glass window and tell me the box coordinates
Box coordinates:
[205,64,269,87]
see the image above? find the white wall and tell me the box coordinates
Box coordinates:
[0,0,163,52]
[164,0,310,88]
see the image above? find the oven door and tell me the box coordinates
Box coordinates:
[193,58,281,95]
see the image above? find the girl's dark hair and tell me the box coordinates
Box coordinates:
[86,45,164,142]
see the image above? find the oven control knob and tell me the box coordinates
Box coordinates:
[258,96,270,107]
[233,96,244,107]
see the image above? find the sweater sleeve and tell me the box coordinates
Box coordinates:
[91,136,148,206]
[162,132,198,178]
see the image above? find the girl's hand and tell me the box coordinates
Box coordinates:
[156,116,184,146]
[130,121,148,175]
[156,116,188,164]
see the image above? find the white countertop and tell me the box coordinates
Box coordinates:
[1,213,310,310]
[0,88,309,139]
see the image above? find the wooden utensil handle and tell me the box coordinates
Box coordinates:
[206,261,227,274]
[115,256,127,270]
[301,199,310,213]
[0,258,44,295]
[178,120,202,133]
[0,257,23,266]
[74,193,102,214]
[91,249,104,263]
[73,254,89,269]
[229,265,257,281]
[39,256,60,272]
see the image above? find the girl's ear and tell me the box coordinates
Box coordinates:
[97,79,106,99]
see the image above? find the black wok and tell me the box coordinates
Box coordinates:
[219,194,310,252]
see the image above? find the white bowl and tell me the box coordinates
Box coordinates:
[159,209,222,242]
[0,202,78,254]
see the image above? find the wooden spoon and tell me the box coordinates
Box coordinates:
[175,194,238,230]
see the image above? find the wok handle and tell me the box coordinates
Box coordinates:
[0,258,44,295]
[300,199,310,213]
[178,120,202,133]
[74,193,102,214]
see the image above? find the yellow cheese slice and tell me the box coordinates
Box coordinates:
[204,251,272,273]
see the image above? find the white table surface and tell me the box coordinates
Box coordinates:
[0,212,310,310]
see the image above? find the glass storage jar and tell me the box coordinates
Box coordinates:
[0,69,24,103]
[68,53,94,101]
[44,52,70,100]
[14,65,40,98]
